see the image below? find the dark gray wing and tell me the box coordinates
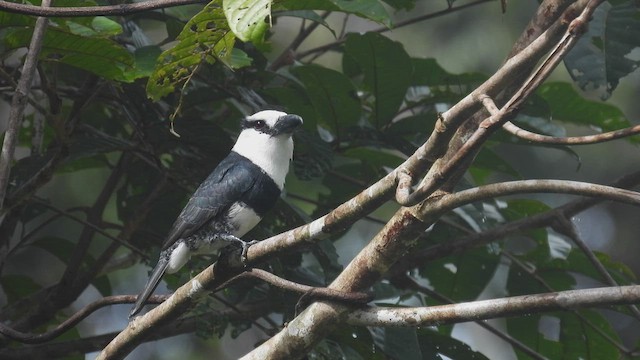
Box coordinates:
[161,153,256,250]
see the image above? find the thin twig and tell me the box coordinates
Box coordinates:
[502,121,640,145]
[214,268,372,305]
[297,0,494,59]
[0,295,167,344]
[33,198,146,257]
[0,0,204,17]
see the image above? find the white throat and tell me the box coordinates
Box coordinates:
[232,129,293,190]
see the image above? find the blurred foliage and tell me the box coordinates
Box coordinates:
[1,0,639,359]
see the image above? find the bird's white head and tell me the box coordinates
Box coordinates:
[232,110,303,189]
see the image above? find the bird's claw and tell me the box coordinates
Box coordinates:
[240,240,259,266]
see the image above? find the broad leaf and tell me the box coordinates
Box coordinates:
[147,2,235,100]
[223,0,271,45]
[417,329,490,360]
[0,275,41,303]
[3,28,134,82]
[537,82,635,141]
[370,327,423,360]
[564,1,640,99]
[291,65,361,137]
[344,33,413,128]
[278,0,391,26]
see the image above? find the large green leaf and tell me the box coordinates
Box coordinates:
[147,2,235,100]
[2,24,134,82]
[559,310,621,359]
[537,82,635,140]
[344,33,413,128]
[278,0,391,26]
[370,327,423,360]
[416,329,490,360]
[421,246,501,302]
[0,275,42,304]
[470,145,522,184]
[291,65,361,137]
[509,310,621,360]
[564,1,640,99]
[223,0,271,45]
[507,313,563,360]
[410,58,487,87]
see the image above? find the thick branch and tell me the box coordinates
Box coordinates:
[241,3,610,358]
[347,285,640,327]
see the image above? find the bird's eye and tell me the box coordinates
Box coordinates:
[254,120,266,129]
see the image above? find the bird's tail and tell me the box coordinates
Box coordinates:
[129,256,169,318]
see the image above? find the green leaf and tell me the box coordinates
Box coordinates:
[343,147,404,177]
[92,275,112,296]
[291,65,361,137]
[146,2,235,100]
[416,329,490,360]
[90,17,123,36]
[326,326,386,360]
[30,236,77,265]
[411,58,487,87]
[277,10,336,37]
[0,275,41,303]
[507,313,563,360]
[370,327,423,360]
[344,33,413,128]
[223,0,271,45]
[292,130,333,180]
[564,1,640,99]
[278,0,391,26]
[226,48,253,68]
[470,146,521,184]
[3,28,134,82]
[559,310,621,359]
[380,0,415,11]
[421,247,501,302]
[537,82,635,140]
[133,46,163,78]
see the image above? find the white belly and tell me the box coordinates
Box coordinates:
[227,202,262,237]
[166,203,262,273]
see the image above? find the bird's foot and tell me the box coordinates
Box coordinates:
[240,240,259,266]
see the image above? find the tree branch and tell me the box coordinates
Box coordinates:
[0,0,205,17]
[0,302,271,359]
[392,274,547,360]
[346,285,640,327]
[0,295,166,344]
[240,3,611,358]
[419,179,640,221]
[502,121,640,145]
[0,0,51,209]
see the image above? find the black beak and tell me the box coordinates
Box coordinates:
[272,114,303,135]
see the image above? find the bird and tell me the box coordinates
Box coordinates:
[129,110,303,318]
